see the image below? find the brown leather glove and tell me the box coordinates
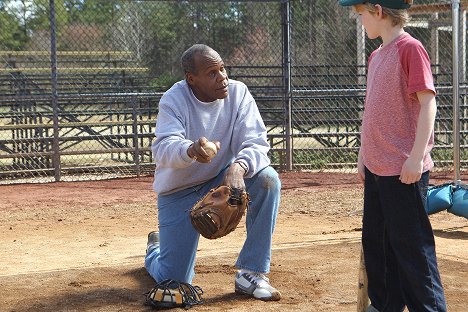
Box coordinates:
[190,186,249,239]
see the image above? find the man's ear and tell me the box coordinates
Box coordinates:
[185,72,194,85]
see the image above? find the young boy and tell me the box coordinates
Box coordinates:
[338,1,447,311]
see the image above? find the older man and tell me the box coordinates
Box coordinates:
[145,44,281,301]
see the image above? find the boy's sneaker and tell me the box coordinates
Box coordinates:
[365,305,380,312]
[146,231,160,253]
[234,270,281,301]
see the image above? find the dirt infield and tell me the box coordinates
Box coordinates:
[0,172,467,311]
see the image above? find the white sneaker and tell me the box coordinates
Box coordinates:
[234,270,281,301]
[146,231,159,253]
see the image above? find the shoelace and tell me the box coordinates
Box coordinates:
[243,272,270,287]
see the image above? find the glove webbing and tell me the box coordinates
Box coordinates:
[228,187,244,205]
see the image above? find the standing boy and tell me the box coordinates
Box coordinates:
[339,1,447,311]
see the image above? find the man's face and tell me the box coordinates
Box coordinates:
[186,51,229,102]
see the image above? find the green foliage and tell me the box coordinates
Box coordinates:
[269,149,358,169]
[291,0,356,66]
[140,1,253,77]
[431,147,468,162]
[148,73,180,91]
[0,1,281,73]
[0,9,27,50]
[0,0,123,51]
[68,0,122,25]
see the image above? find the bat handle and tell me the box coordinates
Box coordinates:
[357,246,369,312]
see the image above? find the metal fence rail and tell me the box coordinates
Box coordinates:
[0,0,466,184]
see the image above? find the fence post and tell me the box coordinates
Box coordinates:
[452,0,461,184]
[356,17,366,86]
[461,7,466,81]
[131,96,141,176]
[49,0,61,182]
[281,0,292,171]
[461,7,467,151]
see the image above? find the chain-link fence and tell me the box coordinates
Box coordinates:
[0,0,466,184]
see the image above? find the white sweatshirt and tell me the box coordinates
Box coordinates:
[152,79,271,195]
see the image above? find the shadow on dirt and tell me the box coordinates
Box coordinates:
[205,292,248,304]
[9,267,155,312]
[434,226,468,240]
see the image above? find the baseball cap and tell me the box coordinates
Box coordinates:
[338,0,412,9]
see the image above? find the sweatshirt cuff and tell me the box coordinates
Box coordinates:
[181,141,195,163]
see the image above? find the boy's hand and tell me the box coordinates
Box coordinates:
[357,151,365,183]
[399,157,423,184]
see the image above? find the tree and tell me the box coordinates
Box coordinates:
[0,5,27,50]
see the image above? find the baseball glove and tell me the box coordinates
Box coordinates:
[190,185,249,239]
[144,279,204,309]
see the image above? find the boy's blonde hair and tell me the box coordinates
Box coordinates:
[363,3,410,27]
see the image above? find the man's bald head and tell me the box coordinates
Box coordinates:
[181,44,220,75]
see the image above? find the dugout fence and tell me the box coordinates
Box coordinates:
[0,0,466,183]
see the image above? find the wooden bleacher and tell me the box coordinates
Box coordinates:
[0,50,149,94]
[0,50,154,171]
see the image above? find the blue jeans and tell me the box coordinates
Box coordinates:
[363,168,446,312]
[145,166,281,283]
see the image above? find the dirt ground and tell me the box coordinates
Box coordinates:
[0,171,467,312]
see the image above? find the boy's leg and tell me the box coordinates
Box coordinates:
[378,172,446,312]
[235,166,281,273]
[362,168,405,311]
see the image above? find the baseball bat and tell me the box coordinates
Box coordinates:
[357,246,369,312]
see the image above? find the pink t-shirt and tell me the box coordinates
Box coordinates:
[361,33,435,176]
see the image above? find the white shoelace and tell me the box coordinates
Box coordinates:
[241,270,270,288]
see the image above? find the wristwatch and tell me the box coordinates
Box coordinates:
[234,160,248,176]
